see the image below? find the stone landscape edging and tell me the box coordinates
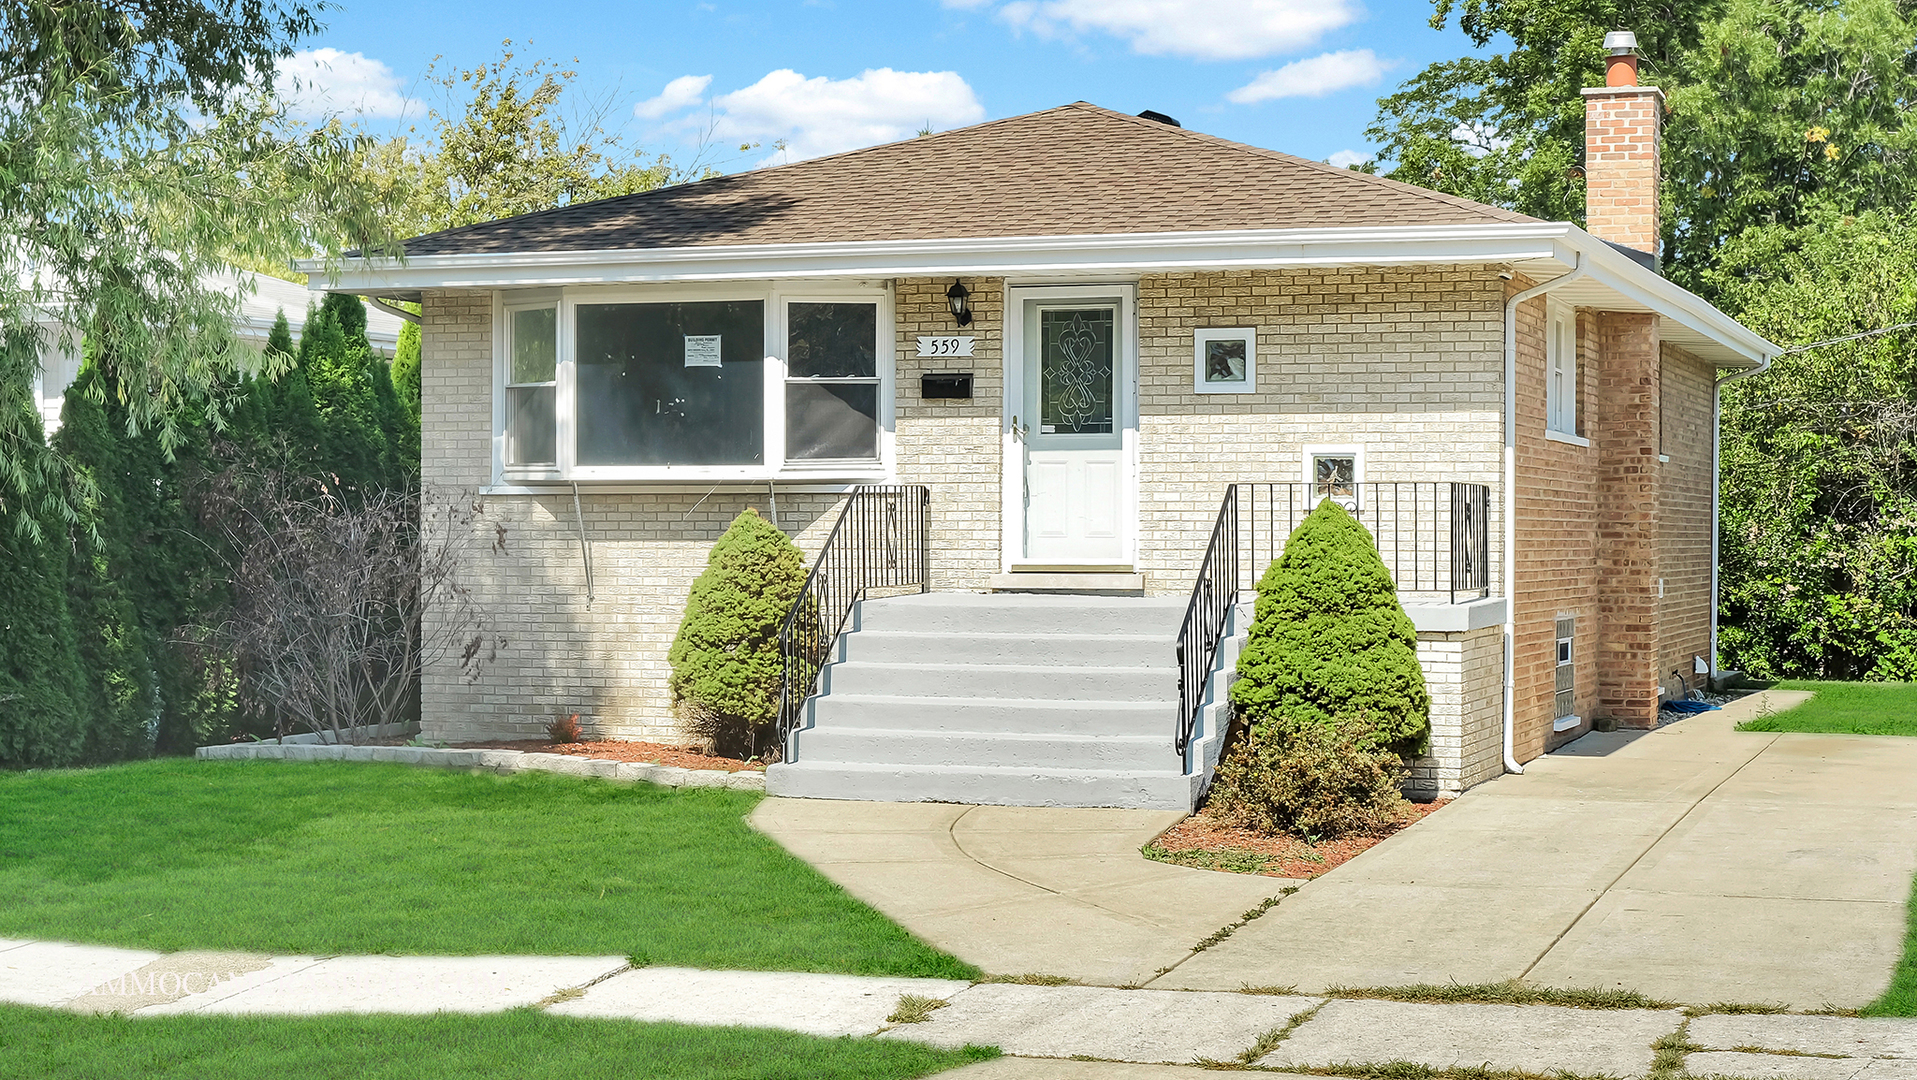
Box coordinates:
[193,741,766,792]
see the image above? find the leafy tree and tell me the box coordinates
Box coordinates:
[1712,207,1917,678]
[0,408,89,766]
[0,0,396,535]
[362,47,676,239]
[392,320,422,422]
[1367,0,1917,293]
[668,509,808,758]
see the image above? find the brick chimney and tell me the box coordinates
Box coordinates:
[1581,30,1664,263]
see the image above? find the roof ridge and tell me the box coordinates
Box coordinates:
[1062,102,1531,225]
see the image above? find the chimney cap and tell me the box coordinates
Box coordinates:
[1604,30,1639,55]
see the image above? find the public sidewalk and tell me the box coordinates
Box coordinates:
[754,690,1917,1009]
[4,938,1916,1078]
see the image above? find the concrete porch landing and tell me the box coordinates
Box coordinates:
[754,690,1917,1008]
[747,800,1291,986]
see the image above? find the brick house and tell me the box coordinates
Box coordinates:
[306,45,1773,809]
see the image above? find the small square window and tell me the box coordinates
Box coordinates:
[1192,327,1257,394]
[1314,455,1356,499]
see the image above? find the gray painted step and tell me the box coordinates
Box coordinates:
[793,727,1176,771]
[765,760,1201,810]
[805,695,1172,736]
[839,630,1174,668]
[820,661,1176,702]
[854,593,1186,636]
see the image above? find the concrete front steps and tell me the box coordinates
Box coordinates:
[766,593,1241,810]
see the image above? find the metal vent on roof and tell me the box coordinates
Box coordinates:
[1137,110,1181,127]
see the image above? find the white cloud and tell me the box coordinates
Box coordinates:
[1326,149,1370,169]
[274,48,416,120]
[1227,49,1391,103]
[707,68,986,165]
[991,0,1360,61]
[635,74,713,120]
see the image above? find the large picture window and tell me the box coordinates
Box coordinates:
[497,288,888,480]
[576,300,765,466]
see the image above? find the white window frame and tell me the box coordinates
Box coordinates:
[501,297,560,471]
[1301,444,1363,510]
[1545,300,1580,439]
[493,282,894,485]
[1192,326,1257,394]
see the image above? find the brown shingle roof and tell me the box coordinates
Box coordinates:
[398,102,1537,257]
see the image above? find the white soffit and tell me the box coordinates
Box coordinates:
[301,222,1771,368]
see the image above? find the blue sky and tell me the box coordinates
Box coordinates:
[281,0,1498,173]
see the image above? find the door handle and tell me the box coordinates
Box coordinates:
[1011,415,1027,440]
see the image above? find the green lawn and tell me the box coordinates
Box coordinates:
[0,1005,995,1080]
[1870,874,1917,1017]
[0,759,975,978]
[1735,680,1917,736]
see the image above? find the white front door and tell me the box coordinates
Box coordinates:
[1012,292,1132,566]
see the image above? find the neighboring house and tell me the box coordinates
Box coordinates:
[305,36,1774,809]
[31,272,407,432]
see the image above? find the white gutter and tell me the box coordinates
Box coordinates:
[1501,256,1587,775]
[298,222,1771,368]
[1708,354,1774,681]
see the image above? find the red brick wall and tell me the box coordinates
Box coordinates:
[1593,312,1662,728]
[1658,344,1715,695]
[1583,87,1665,257]
[1514,286,1604,760]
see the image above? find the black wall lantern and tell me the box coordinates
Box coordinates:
[946,280,973,327]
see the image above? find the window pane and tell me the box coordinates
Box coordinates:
[510,308,556,384]
[788,302,877,378]
[786,382,878,461]
[576,301,765,466]
[1314,455,1355,498]
[507,385,555,465]
[1038,308,1114,435]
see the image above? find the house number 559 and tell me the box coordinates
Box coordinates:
[915,336,976,358]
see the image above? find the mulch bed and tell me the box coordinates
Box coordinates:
[1145,799,1449,879]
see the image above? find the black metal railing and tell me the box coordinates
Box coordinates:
[1174,481,1494,771]
[1174,485,1240,762]
[775,485,930,759]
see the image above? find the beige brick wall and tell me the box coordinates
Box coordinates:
[1407,625,1505,798]
[1658,343,1715,692]
[1134,267,1506,595]
[418,269,1515,748]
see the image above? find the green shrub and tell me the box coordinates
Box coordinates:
[1211,499,1430,837]
[1229,499,1431,755]
[668,509,808,757]
[1209,713,1410,838]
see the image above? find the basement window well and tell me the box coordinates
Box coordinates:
[495,287,892,482]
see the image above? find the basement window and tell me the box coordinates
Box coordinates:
[1554,616,1579,730]
[497,288,891,481]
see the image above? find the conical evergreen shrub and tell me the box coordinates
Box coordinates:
[668,509,808,757]
[1211,499,1431,837]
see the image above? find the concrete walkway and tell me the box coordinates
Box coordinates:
[6,937,1917,1077]
[754,690,1917,1009]
[748,799,1290,985]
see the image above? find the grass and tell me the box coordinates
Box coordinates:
[1734,679,1917,736]
[884,995,948,1025]
[0,1004,996,1080]
[1866,872,1917,1017]
[0,759,975,978]
[1320,980,1677,1011]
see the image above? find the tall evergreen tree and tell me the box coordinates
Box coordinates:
[0,408,89,766]
[298,302,387,495]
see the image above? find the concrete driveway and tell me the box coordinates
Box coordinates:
[754,690,1917,1007]
[1159,690,1917,1007]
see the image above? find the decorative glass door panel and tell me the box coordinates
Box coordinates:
[1022,301,1125,564]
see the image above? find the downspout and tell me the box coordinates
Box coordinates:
[1502,254,1586,775]
[1709,354,1773,682]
